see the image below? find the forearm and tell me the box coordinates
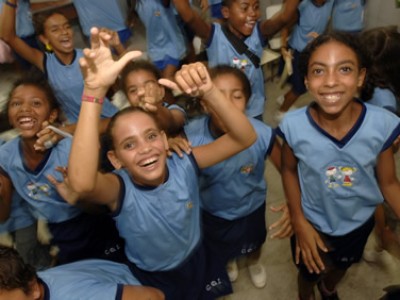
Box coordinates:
[381,181,400,219]
[172,0,210,40]
[282,168,306,226]
[0,176,12,223]
[0,0,17,42]
[281,142,306,227]
[68,90,105,193]
[261,0,299,38]
[203,87,256,147]
[172,0,196,23]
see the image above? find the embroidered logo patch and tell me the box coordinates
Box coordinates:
[26,182,51,199]
[240,164,254,175]
[325,166,357,188]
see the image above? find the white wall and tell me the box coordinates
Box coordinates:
[364,0,400,29]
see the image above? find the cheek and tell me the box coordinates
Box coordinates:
[128,95,140,105]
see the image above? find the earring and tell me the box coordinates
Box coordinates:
[45,43,53,52]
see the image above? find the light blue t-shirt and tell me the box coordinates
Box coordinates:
[72,0,128,37]
[0,137,36,233]
[135,0,186,63]
[0,137,82,223]
[0,0,34,37]
[185,116,274,220]
[367,87,398,115]
[44,50,118,123]
[207,23,266,117]
[278,101,400,235]
[113,154,201,271]
[38,259,141,300]
[289,0,334,52]
[332,0,365,33]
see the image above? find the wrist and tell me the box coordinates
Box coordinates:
[82,95,105,105]
[5,0,17,8]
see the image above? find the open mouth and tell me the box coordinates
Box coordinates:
[321,93,342,104]
[18,117,36,130]
[59,37,72,48]
[139,157,158,168]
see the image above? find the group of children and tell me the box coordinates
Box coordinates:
[0,0,399,300]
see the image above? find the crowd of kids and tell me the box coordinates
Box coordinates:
[0,0,399,300]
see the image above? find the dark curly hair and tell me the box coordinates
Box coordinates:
[0,246,37,294]
[119,60,162,95]
[5,72,63,126]
[209,65,252,103]
[359,26,400,101]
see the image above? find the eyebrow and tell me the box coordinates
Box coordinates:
[309,59,357,67]
[127,79,157,89]
[118,128,159,147]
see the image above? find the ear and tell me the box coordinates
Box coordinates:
[304,77,309,90]
[357,68,366,88]
[38,34,49,46]
[48,109,58,124]
[161,131,169,151]
[159,85,165,101]
[107,150,123,170]
[221,6,230,19]
[30,279,42,300]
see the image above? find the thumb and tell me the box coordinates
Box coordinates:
[115,50,143,71]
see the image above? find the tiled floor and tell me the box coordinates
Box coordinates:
[1,18,400,300]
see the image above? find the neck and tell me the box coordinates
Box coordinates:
[311,101,361,140]
[54,50,74,65]
[21,138,48,170]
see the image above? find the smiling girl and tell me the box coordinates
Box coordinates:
[278,32,400,300]
[0,75,125,266]
[0,0,118,123]
[68,28,256,299]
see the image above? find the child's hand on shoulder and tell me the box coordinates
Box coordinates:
[167,136,192,158]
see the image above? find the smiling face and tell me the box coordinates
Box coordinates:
[39,13,74,54]
[107,110,169,187]
[222,0,260,38]
[207,73,248,135]
[304,40,366,117]
[124,70,164,107]
[8,84,58,139]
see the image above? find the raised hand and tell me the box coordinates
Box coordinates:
[160,62,214,99]
[47,166,79,206]
[79,27,142,95]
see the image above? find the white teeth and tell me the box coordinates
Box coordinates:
[323,94,340,101]
[141,158,157,167]
[19,117,33,123]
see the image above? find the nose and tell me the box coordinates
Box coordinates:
[137,140,152,154]
[324,69,338,87]
[20,102,32,112]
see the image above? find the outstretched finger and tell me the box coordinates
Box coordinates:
[89,27,100,50]
[46,174,60,187]
[113,50,142,74]
[158,78,181,94]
